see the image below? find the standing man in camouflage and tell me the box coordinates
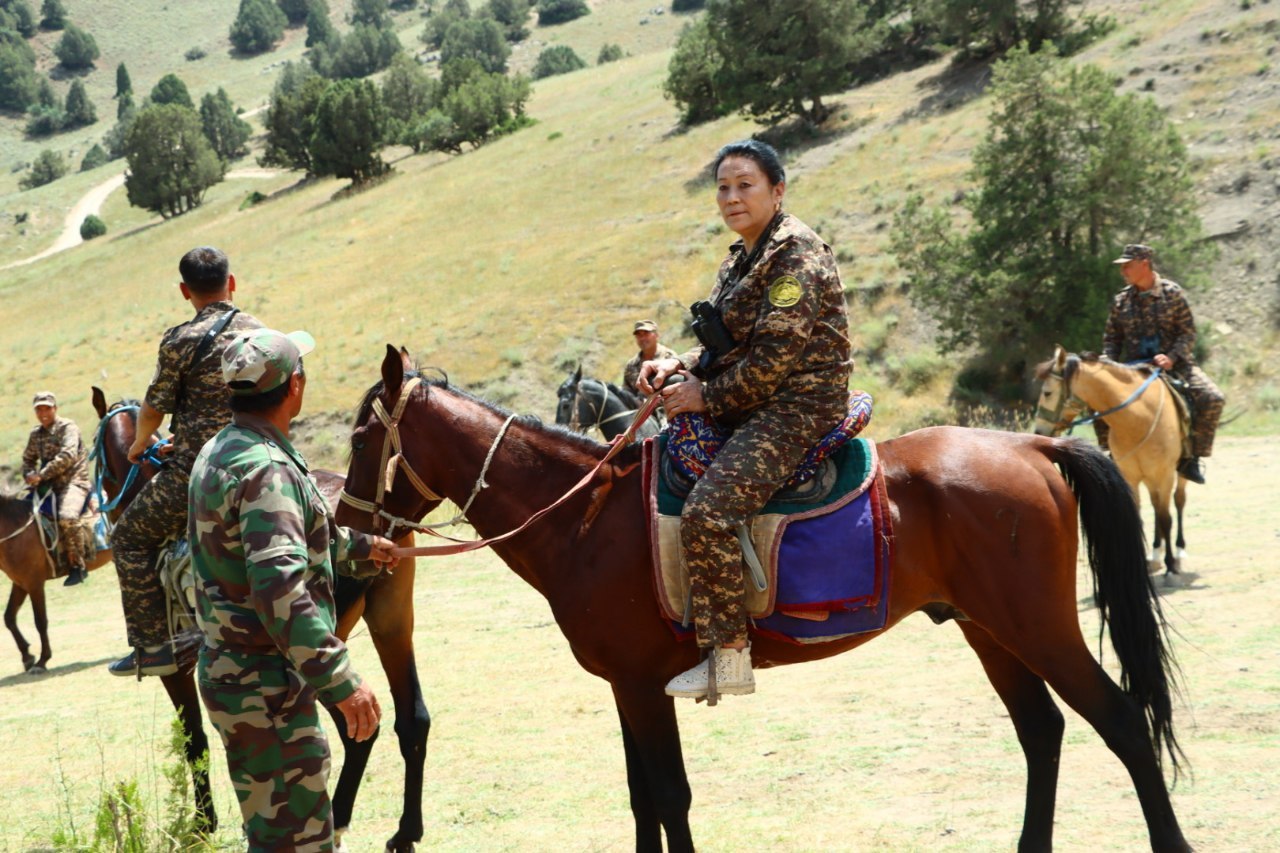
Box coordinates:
[108,247,263,677]
[640,140,852,700]
[22,391,91,586]
[190,328,397,851]
[1102,243,1225,483]
[621,320,677,397]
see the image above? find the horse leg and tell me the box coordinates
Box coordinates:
[27,582,52,671]
[4,584,36,672]
[969,618,1187,852]
[1173,479,1187,561]
[957,622,1063,852]
[1149,487,1178,577]
[611,681,693,853]
[160,672,217,836]
[365,614,430,851]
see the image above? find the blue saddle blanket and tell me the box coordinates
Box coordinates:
[644,435,893,645]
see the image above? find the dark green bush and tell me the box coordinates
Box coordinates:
[79,214,107,240]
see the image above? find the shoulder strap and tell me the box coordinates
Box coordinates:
[175,308,240,411]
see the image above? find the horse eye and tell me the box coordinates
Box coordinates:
[352,439,365,452]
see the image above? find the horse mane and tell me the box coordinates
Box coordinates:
[352,370,622,460]
[109,397,142,410]
[0,492,31,526]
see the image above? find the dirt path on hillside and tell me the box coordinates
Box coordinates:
[2,167,283,271]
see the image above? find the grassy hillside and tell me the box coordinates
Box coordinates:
[1,0,1277,478]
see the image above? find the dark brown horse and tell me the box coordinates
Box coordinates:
[337,346,1189,852]
[0,492,113,674]
[90,387,430,852]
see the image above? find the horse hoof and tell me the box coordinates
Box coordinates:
[386,841,415,853]
[26,665,48,676]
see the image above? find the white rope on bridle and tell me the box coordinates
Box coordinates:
[571,378,637,435]
[339,376,518,541]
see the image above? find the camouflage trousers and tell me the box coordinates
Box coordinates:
[199,649,334,852]
[1094,366,1225,458]
[53,481,90,569]
[112,465,188,647]
[681,405,832,648]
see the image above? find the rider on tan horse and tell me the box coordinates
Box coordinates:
[1101,243,1225,484]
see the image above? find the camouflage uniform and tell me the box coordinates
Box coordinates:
[622,343,678,395]
[1100,277,1225,457]
[190,413,375,852]
[22,415,91,571]
[113,301,262,648]
[679,212,852,647]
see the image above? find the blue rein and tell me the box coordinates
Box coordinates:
[90,405,169,514]
[1065,363,1163,429]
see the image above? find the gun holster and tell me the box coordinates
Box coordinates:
[690,300,736,374]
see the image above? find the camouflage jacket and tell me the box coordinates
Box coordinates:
[189,414,374,706]
[622,344,678,394]
[680,212,853,430]
[22,416,90,490]
[1102,277,1197,375]
[145,301,262,471]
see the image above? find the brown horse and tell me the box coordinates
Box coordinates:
[1033,347,1188,579]
[336,346,1189,852]
[90,387,430,852]
[0,492,113,674]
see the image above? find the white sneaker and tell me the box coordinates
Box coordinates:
[665,646,755,699]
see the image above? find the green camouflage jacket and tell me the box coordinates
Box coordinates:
[146,301,262,471]
[680,212,853,429]
[189,414,373,706]
[622,344,678,394]
[22,416,90,489]
[1102,277,1197,374]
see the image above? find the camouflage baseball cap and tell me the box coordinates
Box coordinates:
[221,329,316,396]
[32,390,57,408]
[1113,244,1154,264]
[634,320,658,333]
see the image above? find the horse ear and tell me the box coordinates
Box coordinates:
[1053,344,1067,369]
[399,346,413,372]
[573,363,582,384]
[91,386,107,419]
[381,344,404,402]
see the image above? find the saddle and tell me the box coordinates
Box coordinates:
[644,392,893,645]
[1157,373,1195,458]
[31,490,106,579]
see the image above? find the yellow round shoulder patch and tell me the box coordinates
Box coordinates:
[768,275,802,308]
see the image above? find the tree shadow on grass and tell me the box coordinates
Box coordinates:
[0,655,115,689]
[892,57,995,127]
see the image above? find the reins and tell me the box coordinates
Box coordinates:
[1044,362,1164,433]
[571,378,636,435]
[341,379,663,558]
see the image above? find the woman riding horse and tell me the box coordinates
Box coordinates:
[639,139,852,700]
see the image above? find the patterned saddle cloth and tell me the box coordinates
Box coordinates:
[643,431,893,646]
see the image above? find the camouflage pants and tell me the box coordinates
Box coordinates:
[1094,366,1225,457]
[681,406,831,648]
[199,650,334,852]
[53,481,90,569]
[112,465,188,647]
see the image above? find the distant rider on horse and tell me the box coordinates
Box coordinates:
[21,391,91,586]
[1102,243,1225,484]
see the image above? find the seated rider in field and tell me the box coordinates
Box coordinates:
[108,247,263,677]
[1101,243,1225,484]
[22,391,92,587]
[622,320,677,399]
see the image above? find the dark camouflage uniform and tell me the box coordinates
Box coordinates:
[622,343,678,395]
[679,212,852,647]
[1100,277,1224,457]
[190,414,375,852]
[23,416,91,569]
[113,301,262,647]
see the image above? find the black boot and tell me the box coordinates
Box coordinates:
[63,565,88,586]
[1177,456,1205,484]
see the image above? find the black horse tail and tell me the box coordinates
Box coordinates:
[1050,437,1186,783]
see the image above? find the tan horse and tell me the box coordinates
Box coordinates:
[1034,346,1188,579]
[0,493,112,673]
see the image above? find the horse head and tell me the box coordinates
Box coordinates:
[1032,345,1086,436]
[337,345,445,539]
[89,387,156,521]
[554,364,583,428]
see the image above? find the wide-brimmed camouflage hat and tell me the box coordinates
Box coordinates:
[32,390,57,408]
[1113,244,1154,264]
[633,320,658,333]
[221,329,316,396]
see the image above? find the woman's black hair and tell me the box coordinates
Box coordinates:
[711,139,786,186]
